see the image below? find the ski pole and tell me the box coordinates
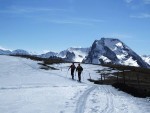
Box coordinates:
[82,72,84,81]
[75,71,76,80]
[89,73,91,79]
[66,70,69,78]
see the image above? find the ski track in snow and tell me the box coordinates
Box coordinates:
[0,56,150,113]
[74,85,134,113]
[74,85,115,113]
[11,59,150,113]
[75,86,97,113]
[98,86,114,113]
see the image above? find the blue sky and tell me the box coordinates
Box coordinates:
[0,0,150,55]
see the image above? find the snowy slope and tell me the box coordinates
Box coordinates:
[141,55,150,65]
[57,47,90,62]
[11,49,30,55]
[39,51,58,58]
[0,49,12,55]
[0,55,149,113]
[61,47,90,62]
[0,49,30,55]
[84,38,149,68]
[38,47,90,62]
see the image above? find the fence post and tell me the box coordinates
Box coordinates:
[136,73,140,89]
[123,70,125,84]
[117,71,119,82]
[101,74,103,82]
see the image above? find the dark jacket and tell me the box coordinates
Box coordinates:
[69,64,76,71]
[76,66,83,72]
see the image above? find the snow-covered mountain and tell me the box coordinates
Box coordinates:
[0,47,90,62]
[40,47,90,62]
[39,52,58,58]
[11,49,30,55]
[141,55,150,65]
[1,38,149,68]
[58,47,90,62]
[0,48,30,56]
[0,49,12,55]
[83,38,149,68]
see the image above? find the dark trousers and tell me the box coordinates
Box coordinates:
[78,72,82,82]
[71,69,75,79]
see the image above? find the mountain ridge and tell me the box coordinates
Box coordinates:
[0,38,149,68]
[84,38,149,68]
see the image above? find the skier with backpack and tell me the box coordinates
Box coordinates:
[68,63,76,80]
[76,63,83,82]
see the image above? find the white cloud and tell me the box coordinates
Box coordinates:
[130,13,150,18]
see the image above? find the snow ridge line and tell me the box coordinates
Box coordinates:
[75,86,97,113]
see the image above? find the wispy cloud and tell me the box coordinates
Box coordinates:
[124,0,133,3]
[72,18,104,23]
[0,6,68,14]
[40,17,104,26]
[68,0,74,4]
[124,0,150,19]
[130,13,150,18]
[124,0,150,4]
[24,13,104,26]
[0,5,104,26]
[123,0,141,10]
[104,33,133,39]
[46,19,93,25]
[143,0,150,4]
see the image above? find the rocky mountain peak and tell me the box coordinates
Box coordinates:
[83,38,149,68]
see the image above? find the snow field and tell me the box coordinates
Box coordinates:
[0,55,150,113]
[0,85,88,113]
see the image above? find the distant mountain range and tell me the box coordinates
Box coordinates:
[39,47,90,62]
[0,38,149,68]
[0,49,30,55]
